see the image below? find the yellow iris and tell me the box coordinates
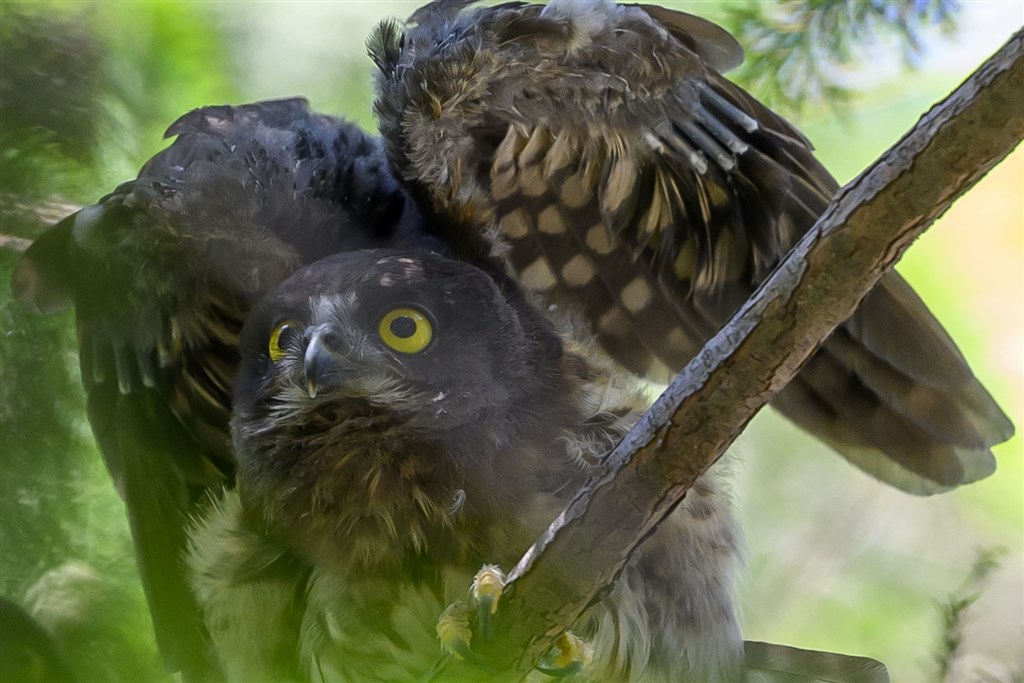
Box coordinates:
[268,320,299,362]
[378,308,432,354]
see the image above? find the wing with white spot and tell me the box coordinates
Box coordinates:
[371,0,1013,494]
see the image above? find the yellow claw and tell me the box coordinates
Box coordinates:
[471,564,506,615]
[436,601,473,660]
[534,631,593,678]
[552,631,593,670]
[471,564,506,641]
[436,566,590,679]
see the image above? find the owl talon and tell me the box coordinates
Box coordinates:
[438,567,589,678]
[535,632,592,678]
[435,601,496,673]
[534,662,582,678]
[471,564,505,641]
[436,601,473,659]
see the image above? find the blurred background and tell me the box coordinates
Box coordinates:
[0,1,1020,681]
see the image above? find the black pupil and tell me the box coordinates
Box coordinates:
[277,324,295,347]
[390,316,417,339]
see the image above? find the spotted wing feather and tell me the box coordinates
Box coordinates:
[371,0,1013,494]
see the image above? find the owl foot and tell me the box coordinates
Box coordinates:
[434,565,591,679]
[436,601,488,668]
[435,564,505,663]
[534,631,593,678]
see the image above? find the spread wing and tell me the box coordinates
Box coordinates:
[371,0,1013,494]
[11,98,420,679]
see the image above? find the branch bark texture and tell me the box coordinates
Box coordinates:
[476,28,1024,678]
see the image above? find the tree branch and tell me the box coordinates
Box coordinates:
[0,194,82,252]
[475,28,1024,678]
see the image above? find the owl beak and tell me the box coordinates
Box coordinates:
[303,327,343,399]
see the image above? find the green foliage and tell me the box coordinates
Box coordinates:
[723,0,959,113]
[88,1,239,162]
[0,7,169,681]
[933,548,1006,682]
[0,7,105,165]
[0,252,80,596]
[0,8,102,599]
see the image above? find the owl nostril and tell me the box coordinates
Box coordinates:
[303,327,344,354]
[320,331,344,353]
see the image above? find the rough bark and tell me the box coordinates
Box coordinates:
[474,28,1024,679]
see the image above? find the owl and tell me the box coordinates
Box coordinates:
[11,1,1011,678]
[187,249,742,682]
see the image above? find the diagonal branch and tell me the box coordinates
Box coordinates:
[474,27,1024,678]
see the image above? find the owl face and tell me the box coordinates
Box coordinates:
[230,249,571,568]
[234,249,546,432]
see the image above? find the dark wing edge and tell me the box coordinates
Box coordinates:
[743,641,891,682]
[9,97,422,678]
[13,182,237,678]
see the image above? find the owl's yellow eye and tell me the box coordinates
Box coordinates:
[268,320,300,362]
[378,308,432,354]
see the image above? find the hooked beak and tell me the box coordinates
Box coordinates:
[303,328,342,399]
